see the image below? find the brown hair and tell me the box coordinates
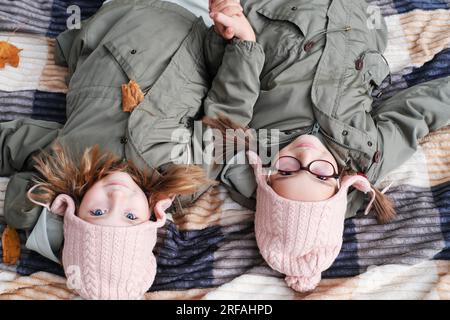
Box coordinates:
[338,168,396,224]
[203,114,396,224]
[28,143,215,213]
[203,113,256,167]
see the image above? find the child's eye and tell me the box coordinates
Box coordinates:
[126,213,138,220]
[279,171,293,176]
[316,176,328,181]
[90,209,105,216]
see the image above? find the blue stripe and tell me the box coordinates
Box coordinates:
[393,0,450,13]
[0,90,66,124]
[0,0,53,36]
[151,222,224,291]
[373,49,450,107]
[433,181,450,260]
[17,251,65,277]
[31,91,67,124]
[323,218,361,278]
[0,90,35,121]
[47,0,105,38]
[404,48,450,87]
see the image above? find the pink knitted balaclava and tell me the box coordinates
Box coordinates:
[247,151,376,292]
[49,195,170,300]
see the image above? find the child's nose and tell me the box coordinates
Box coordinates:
[108,189,129,209]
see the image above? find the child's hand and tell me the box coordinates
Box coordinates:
[209,0,256,42]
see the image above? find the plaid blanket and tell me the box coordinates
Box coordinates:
[0,0,449,300]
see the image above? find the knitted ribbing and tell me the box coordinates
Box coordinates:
[248,151,375,293]
[61,208,161,300]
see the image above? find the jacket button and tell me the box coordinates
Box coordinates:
[120,136,128,144]
[130,49,137,55]
[355,58,364,70]
[342,130,349,136]
[291,6,298,11]
[373,151,382,163]
[304,41,315,52]
[367,141,373,147]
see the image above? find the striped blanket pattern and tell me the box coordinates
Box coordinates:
[0,0,449,300]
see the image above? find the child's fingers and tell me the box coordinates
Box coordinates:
[211,13,229,38]
[211,12,236,29]
[220,6,243,17]
[224,27,235,40]
[211,0,240,6]
[213,22,225,35]
[210,0,226,12]
[211,0,242,15]
[216,3,242,15]
[209,0,223,11]
[222,27,235,40]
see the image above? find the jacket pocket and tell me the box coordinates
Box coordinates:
[357,50,390,94]
[103,40,147,84]
[102,24,193,90]
[103,17,207,118]
[128,107,193,169]
[255,1,307,54]
[256,3,305,36]
[148,18,208,119]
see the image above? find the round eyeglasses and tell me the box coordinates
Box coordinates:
[270,156,340,182]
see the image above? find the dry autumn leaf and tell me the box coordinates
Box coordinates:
[122,79,145,113]
[0,41,22,69]
[1,225,21,265]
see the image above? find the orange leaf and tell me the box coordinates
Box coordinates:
[2,225,21,265]
[0,41,22,69]
[121,80,145,113]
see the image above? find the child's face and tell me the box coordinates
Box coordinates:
[268,135,339,202]
[78,171,151,226]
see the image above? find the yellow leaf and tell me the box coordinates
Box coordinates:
[2,225,21,265]
[0,41,22,69]
[121,80,145,113]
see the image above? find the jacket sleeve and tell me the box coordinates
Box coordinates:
[203,37,265,127]
[0,119,62,176]
[54,23,91,79]
[4,172,43,230]
[54,6,117,78]
[203,26,227,78]
[369,76,450,182]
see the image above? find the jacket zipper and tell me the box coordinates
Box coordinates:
[311,122,321,135]
[261,125,315,147]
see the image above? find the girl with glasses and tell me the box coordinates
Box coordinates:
[205,0,450,292]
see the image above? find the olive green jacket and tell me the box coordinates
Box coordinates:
[206,0,450,217]
[0,0,265,230]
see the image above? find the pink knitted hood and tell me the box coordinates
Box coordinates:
[247,151,375,292]
[57,199,169,300]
